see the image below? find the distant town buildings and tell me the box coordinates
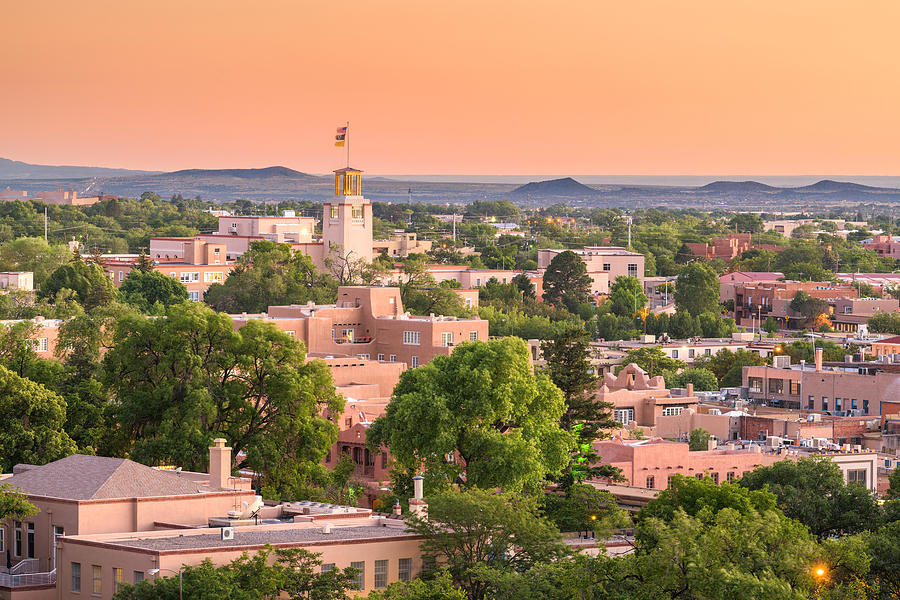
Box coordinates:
[537,247,644,295]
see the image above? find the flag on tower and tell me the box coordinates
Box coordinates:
[335,126,347,147]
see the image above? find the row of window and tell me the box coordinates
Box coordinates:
[166,271,225,283]
[403,331,479,346]
[645,471,738,489]
[670,347,713,360]
[72,562,142,594]
[807,395,870,414]
[322,557,412,590]
[328,206,366,221]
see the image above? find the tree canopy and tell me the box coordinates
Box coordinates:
[674,261,720,317]
[367,338,575,494]
[542,251,592,309]
[119,269,189,313]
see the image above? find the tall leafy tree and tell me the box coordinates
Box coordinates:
[0,364,77,471]
[740,456,882,539]
[405,488,571,600]
[367,338,575,494]
[41,255,118,309]
[673,261,720,317]
[204,240,334,313]
[606,275,647,317]
[615,346,684,378]
[542,251,591,309]
[119,270,189,313]
[103,302,343,495]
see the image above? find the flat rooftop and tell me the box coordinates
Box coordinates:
[101,524,417,552]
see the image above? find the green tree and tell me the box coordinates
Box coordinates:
[674,261,720,317]
[404,282,469,318]
[688,427,711,451]
[868,311,900,334]
[541,483,630,535]
[405,488,571,600]
[0,364,77,471]
[615,346,684,379]
[763,315,779,334]
[542,251,591,309]
[0,237,71,287]
[366,571,467,600]
[640,473,777,523]
[606,276,647,318]
[662,367,719,391]
[103,303,343,496]
[41,257,118,309]
[0,482,39,521]
[113,547,355,600]
[693,348,767,387]
[367,338,575,494]
[740,456,882,538]
[119,270,189,313]
[512,273,536,301]
[204,240,334,313]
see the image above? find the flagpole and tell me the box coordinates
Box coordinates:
[346,120,350,168]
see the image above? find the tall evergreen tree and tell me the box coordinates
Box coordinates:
[542,251,591,309]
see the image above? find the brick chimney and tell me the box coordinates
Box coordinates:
[686,382,694,397]
[815,348,823,373]
[208,438,232,490]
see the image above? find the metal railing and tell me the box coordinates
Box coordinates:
[9,559,38,575]
[0,568,56,587]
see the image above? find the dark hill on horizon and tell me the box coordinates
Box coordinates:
[697,180,780,193]
[793,179,892,193]
[0,157,158,180]
[166,166,317,180]
[510,177,599,196]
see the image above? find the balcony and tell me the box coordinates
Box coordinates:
[0,569,56,588]
[334,336,373,345]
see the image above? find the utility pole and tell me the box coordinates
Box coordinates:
[626,215,633,248]
[44,206,48,241]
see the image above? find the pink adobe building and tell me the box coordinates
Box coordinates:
[595,438,781,490]
[0,317,61,360]
[597,364,700,433]
[537,247,644,295]
[864,235,900,259]
[232,286,488,368]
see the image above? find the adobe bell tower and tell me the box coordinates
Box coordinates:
[322,167,373,264]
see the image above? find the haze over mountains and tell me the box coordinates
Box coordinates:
[4,157,900,209]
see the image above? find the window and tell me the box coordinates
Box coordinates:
[133,571,144,583]
[389,354,397,362]
[321,563,335,573]
[688,349,695,359]
[33,338,48,352]
[179,272,199,283]
[627,263,639,277]
[661,406,684,417]
[403,331,420,345]
[465,298,472,308]
[204,271,224,283]
[26,522,34,557]
[470,331,478,341]
[92,565,102,595]
[118,271,124,281]
[53,525,64,569]
[377,353,385,361]
[704,348,711,356]
[374,560,388,589]
[14,522,21,556]
[357,353,370,360]
[671,349,679,359]
[696,473,704,480]
[381,452,388,469]
[822,397,829,411]
[0,527,4,552]
[476,278,481,286]
[352,206,364,221]
[113,568,124,593]
[848,469,867,485]
[398,558,412,581]
[835,397,842,411]
[411,355,419,368]
[330,206,340,219]
[188,291,200,301]
[808,395,814,410]
[863,399,870,414]
[711,472,719,484]
[351,561,365,590]
[667,475,675,487]
[768,379,784,394]
[614,408,634,424]
[851,398,858,410]
[441,332,453,346]
[603,263,611,271]
[748,377,762,393]
[342,328,354,342]
[645,476,655,489]
[285,330,295,338]
[726,472,735,483]
[790,380,801,395]
[72,562,81,592]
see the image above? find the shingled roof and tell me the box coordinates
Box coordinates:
[4,454,203,500]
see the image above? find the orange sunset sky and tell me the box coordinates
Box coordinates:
[3,1,900,176]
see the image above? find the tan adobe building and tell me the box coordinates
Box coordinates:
[596,364,700,433]
[0,272,33,292]
[733,280,858,328]
[537,247,644,295]
[829,297,899,333]
[232,286,488,369]
[373,231,432,258]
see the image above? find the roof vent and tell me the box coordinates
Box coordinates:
[321,522,333,534]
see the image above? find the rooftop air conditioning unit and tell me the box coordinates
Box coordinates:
[773,355,791,369]
[221,527,235,541]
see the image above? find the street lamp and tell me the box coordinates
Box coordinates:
[147,568,182,600]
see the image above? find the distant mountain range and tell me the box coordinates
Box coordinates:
[0,157,157,179]
[4,157,900,208]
